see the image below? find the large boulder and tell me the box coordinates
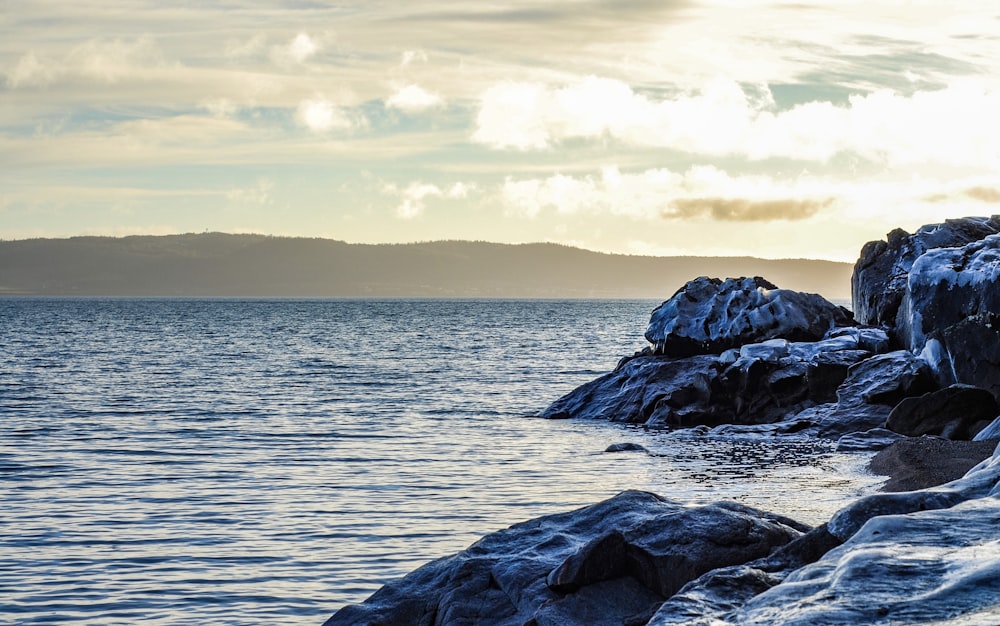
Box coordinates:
[540,332,879,429]
[937,313,1000,401]
[729,448,1000,624]
[851,216,1000,335]
[735,496,1000,625]
[811,350,935,438]
[884,384,998,439]
[326,491,808,626]
[645,276,853,358]
[899,232,1000,349]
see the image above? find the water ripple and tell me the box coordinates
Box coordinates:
[0,298,881,624]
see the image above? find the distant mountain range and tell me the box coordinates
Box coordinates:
[0,234,854,300]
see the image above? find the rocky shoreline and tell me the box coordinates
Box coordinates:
[327,217,1000,625]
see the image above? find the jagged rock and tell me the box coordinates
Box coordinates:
[899,233,1000,351]
[835,428,903,452]
[939,313,1000,401]
[851,216,1000,335]
[326,491,808,626]
[885,384,998,439]
[605,442,649,453]
[813,350,935,438]
[828,444,1000,541]
[541,333,875,430]
[736,496,1000,625]
[975,414,1000,441]
[647,525,842,625]
[540,355,721,425]
[644,276,853,357]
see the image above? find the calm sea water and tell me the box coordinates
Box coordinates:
[0,299,879,625]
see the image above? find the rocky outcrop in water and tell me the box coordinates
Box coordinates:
[329,217,1000,625]
[644,276,852,357]
[851,216,1000,335]
[330,443,1000,625]
[326,491,808,626]
[543,216,1000,445]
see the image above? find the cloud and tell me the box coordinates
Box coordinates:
[270,32,322,66]
[386,84,444,112]
[964,186,1000,203]
[391,181,477,218]
[227,178,274,205]
[288,33,319,62]
[401,50,428,66]
[5,52,55,88]
[225,34,267,59]
[667,197,834,222]
[295,97,353,132]
[473,76,1000,167]
[500,165,837,221]
[68,36,166,83]
[6,36,167,87]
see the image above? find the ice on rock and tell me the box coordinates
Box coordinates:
[644,276,853,358]
[736,446,1000,625]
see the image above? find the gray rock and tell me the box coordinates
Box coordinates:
[813,351,935,438]
[325,491,809,626]
[828,443,1000,541]
[736,497,1000,625]
[605,442,649,453]
[885,384,999,439]
[835,428,903,452]
[541,335,875,431]
[939,313,1000,402]
[899,233,1000,353]
[851,216,1000,335]
[974,414,1000,441]
[644,276,853,357]
[539,354,721,425]
[648,525,841,625]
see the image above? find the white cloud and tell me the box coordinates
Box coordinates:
[501,165,839,221]
[391,180,477,219]
[474,76,1000,168]
[386,84,444,112]
[5,52,55,87]
[6,36,167,87]
[288,33,319,63]
[201,98,238,118]
[227,178,274,205]
[225,34,267,59]
[270,32,322,66]
[295,97,353,132]
[68,36,166,83]
[401,50,428,66]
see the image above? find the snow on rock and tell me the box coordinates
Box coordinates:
[851,216,1000,333]
[899,232,1000,353]
[644,276,853,358]
[733,446,1000,625]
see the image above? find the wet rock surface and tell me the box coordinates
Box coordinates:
[851,216,1000,335]
[885,384,998,439]
[325,491,807,626]
[644,276,853,357]
[330,217,1000,624]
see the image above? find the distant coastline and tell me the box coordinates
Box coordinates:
[0,233,852,299]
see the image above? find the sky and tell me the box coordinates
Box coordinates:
[2,1,1000,261]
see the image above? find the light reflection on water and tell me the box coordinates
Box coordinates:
[0,299,880,624]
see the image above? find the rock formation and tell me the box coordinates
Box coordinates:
[644,276,852,357]
[328,216,1000,625]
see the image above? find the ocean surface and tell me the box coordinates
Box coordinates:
[0,298,881,625]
